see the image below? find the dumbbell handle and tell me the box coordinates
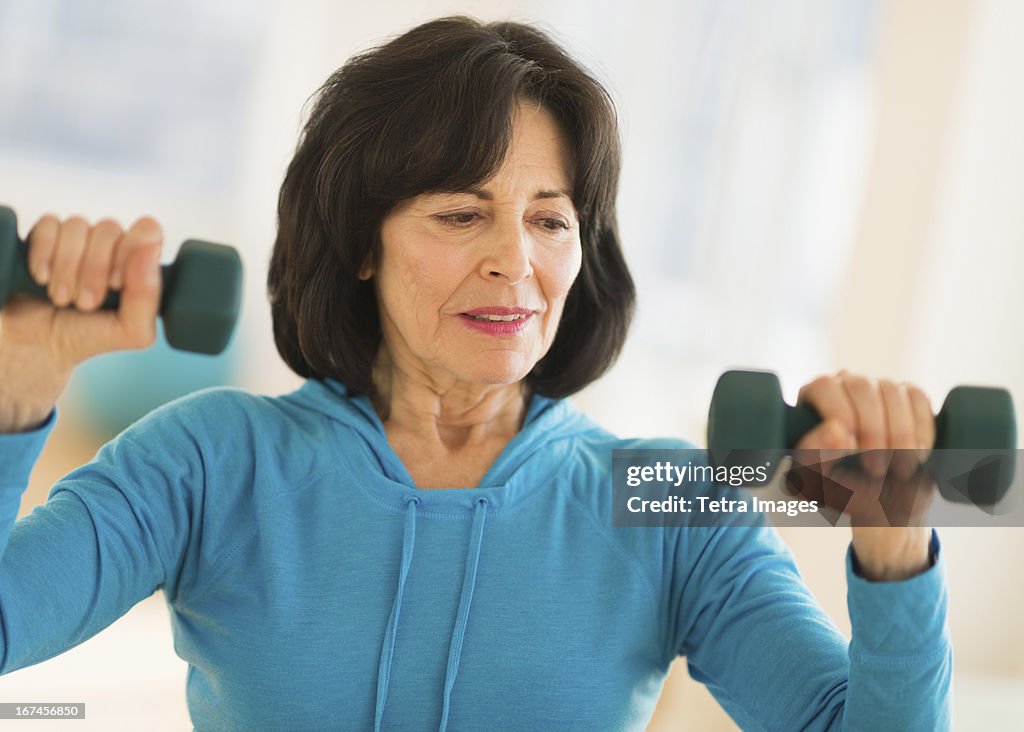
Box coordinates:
[782,387,1014,451]
[5,238,177,312]
[781,402,820,449]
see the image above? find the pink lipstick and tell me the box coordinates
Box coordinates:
[459,307,535,336]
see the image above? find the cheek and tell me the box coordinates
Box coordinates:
[377,243,461,332]
[544,244,583,307]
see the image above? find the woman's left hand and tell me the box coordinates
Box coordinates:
[789,371,935,581]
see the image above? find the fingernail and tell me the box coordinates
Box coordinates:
[52,284,69,306]
[872,452,891,477]
[110,269,122,289]
[36,263,50,285]
[830,422,854,449]
[77,290,94,309]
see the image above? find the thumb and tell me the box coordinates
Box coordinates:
[796,418,856,452]
[793,418,858,473]
[114,241,162,350]
[783,419,858,498]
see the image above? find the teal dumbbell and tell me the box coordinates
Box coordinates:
[0,205,242,355]
[707,369,1017,505]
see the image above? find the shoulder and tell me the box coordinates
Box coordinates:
[570,422,699,481]
[110,384,333,462]
[559,406,700,511]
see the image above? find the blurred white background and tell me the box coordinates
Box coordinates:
[2,0,1023,729]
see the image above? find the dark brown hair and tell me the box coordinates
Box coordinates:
[268,15,634,398]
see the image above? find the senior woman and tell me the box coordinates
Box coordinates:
[0,16,948,731]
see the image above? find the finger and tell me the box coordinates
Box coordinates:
[75,218,122,311]
[48,216,91,308]
[907,384,935,462]
[880,379,918,480]
[26,214,60,285]
[796,374,858,447]
[842,374,889,478]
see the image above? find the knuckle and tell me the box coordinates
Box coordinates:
[32,213,60,237]
[889,428,912,447]
[64,215,89,231]
[51,241,80,267]
[800,375,833,399]
[879,379,909,406]
[54,219,88,256]
[905,386,929,403]
[93,218,123,240]
[815,374,838,388]
[844,374,874,395]
[860,428,885,448]
[130,215,163,243]
[80,259,109,287]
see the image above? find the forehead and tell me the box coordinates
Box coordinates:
[498,102,575,187]
[391,102,577,215]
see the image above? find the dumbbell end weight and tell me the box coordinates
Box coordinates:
[162,240,243,355]
[707,370,789,471]
[932,386,1017,505]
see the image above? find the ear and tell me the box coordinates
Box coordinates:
[358,254,375,280]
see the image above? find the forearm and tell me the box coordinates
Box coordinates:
[842,530,951,731]
[0,411,55,554]
[0,343,67,434]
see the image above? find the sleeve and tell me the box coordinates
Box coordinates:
[669,523,951,731]
[0,404,206,676]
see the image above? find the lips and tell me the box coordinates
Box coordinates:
[458,307,536,335]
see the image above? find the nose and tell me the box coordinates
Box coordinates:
[479,223,533,285]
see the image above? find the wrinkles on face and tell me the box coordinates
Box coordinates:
[371,102,582,419]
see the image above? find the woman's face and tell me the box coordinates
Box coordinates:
[368,102,583,389]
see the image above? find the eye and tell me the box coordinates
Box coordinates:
[436,212,480,227]
[537,218,571,231]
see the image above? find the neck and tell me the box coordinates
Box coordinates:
[370,347,529,451]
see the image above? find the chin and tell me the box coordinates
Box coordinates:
[457,355,536,387]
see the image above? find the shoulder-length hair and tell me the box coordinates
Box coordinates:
[268,15,634,399]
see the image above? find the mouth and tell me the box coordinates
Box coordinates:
[463,312,530,322]
[460,307,536,321]
[458,307,536,334]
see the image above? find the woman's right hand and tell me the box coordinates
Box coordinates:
[0,214,164,433]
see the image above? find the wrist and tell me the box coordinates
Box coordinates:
[850,526,933,582]
[0,401,57,433]
[0,350,69,433]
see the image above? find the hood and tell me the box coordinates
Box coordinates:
[285,377,601,494]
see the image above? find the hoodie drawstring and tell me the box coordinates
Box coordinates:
[373,495,489,732]
[438,496,489,732]
[374,495,419,732]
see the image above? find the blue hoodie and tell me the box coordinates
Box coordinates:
[0,379,950,730]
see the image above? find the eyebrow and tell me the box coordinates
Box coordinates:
[460,187,574,201]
